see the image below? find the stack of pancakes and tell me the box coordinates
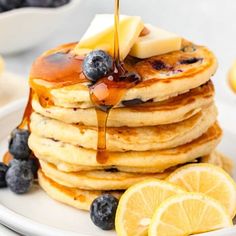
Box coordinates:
[29,41,229,211]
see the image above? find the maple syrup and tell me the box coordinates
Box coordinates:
[89,0,141,163]
[18,89,33,130]
[114,0,120,65]
[3,152,13,165]
[3,0,141,165]
[2,43,87,161]
[18,42,87,130]
[29,42,87,107]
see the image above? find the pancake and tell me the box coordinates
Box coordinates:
[38,170,122,211]
[49,41,217,108]
[32,81,214,127]
[30,105,217,151]
[29,123,222,173]
[201,150,223,167]
[37,159,194,173]
[214,152,234,175]
[201,151,234,175]
[40,160,171,190]
[39,149,223,191]
[38,150,227,211]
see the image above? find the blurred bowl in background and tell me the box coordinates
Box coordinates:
[0,0,81,55]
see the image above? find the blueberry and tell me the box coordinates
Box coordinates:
[51,0,70,7]
[23,0,53,7]
[6,160,34,194]
[83,50,113,83]
[120,72,141,84]
[0,0,23,10]
[90,194,118,230]
[180,57,202,65]
[28,158,39,177]
[9,159,20,167]
[0,162,8,188]
[10,158,38,177]
[151,60,166,70]
[122,98,144,106]
[9,128,31,160]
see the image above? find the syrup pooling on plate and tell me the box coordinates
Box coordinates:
[88,0,141,164]
[3,152,13,165]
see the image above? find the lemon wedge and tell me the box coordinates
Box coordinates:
[149,193,232,236]
[115,179,185,236]
[167,163,236,218]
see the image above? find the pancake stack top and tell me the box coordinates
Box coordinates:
[27,17,224,210]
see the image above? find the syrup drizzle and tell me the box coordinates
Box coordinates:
[114,0,120,65]
[29,43,87,107]
[3,43,86,164]
[89,0,122,164]
[89,0,140,163]
[3,0,141,165]
[18,89,33,130]
[3,152,13,165]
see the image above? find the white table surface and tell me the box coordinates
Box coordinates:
[1,0,236,235]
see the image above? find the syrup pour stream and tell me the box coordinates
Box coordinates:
[89,0,140,164]
[89,0,121,164]
[4,0,140,165]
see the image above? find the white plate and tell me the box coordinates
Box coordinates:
[0,99,236,236]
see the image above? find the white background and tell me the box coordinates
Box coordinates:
[2,0,236,106]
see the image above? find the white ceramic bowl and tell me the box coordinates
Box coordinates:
[0,0,81,55]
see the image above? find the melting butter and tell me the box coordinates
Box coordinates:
[130,24,182,59]
[74,14,144,60]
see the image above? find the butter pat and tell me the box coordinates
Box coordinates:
[75,14,144,60]
[130,24,182,59]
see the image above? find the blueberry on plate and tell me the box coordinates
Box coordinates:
[0,162,8,188]
[51,0,70,7]
[83,50,113,83]
[6,160,34,194]
[90,194,118,230]
[23,0,53,7]
[8,158,20,167]
[9,158,38,176]
[28,158,39,177]
[9,128,31,160]
[0,0,23,10]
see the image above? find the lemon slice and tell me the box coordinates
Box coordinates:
[167,163,236,218]
[115,179,185,236]
[149,193,232,236]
